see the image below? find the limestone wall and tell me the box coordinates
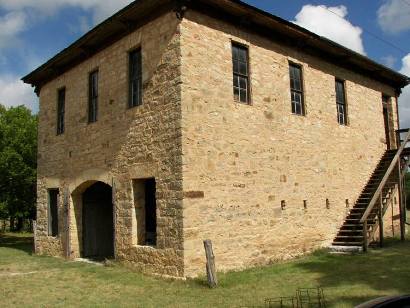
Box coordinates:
[35,7,403,279]
[180,11,400,277]
[35,12,185,277]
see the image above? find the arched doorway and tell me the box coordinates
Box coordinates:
[82,182,114,259]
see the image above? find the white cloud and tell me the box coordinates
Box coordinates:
[0,11,27,49]
[0,1,132,114]
[378,0,410,34]
[293,5,366,55]
[0,0,133,24]
[0,75,38,112]
[399,54,410,129]
[381,55,397,68]
[68,15,92,35]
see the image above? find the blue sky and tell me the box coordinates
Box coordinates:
[0,0,409,126]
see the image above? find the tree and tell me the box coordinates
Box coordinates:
[0,104,37,231]
[406,173,410,210]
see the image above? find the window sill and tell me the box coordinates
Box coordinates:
[291,113,306,117]
[338,123,350,128]
[133,244,157,250]
[47,235,59,239]
[233,99,252,106]
[128,103,143,110]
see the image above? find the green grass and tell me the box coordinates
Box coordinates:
[1,233,410,307]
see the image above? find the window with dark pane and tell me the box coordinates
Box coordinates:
[57,88,65,135]
[289,64,305,115]
[132,178,157,246]
[232,43,250,104]
[382,95,391,148]
[48,189,59,237]
[88,70,98,123]
[335,79,348,125]
[129,49,142,108]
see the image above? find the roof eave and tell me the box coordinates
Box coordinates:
[22,0,410,92]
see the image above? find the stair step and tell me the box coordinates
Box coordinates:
[338,234,362,238]
[340,226,363,231]
[357,197,371,200]
[351,207,376,212]
[345,218,375,223]
[329,245,363,253]
[338,231,362,236]
[332,241,363,246]
[348,215,364,218]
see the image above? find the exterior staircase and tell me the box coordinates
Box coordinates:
[332,129,410,252]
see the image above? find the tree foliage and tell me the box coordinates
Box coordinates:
[406,173,410,209]
[0,104,37,228]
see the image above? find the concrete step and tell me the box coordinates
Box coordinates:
[329,245,363,253]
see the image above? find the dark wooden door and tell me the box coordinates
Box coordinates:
[82,182,114,259]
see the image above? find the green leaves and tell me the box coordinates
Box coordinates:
[0,104,37,223]
[406,173,410,209]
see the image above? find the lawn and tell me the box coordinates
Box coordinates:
[1,233,410,307]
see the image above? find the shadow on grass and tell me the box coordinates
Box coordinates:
[0,233,34,255]
[294,239,410,305]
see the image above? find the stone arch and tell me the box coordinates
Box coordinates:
[69,172,113,259]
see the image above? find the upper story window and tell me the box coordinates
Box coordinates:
[129,48,143,108]
[88,70,99,123]
[382,95,392,147]
[232,43,250,104]
[289,63,305,115]
[382,95,391,106]
[57,88,65,135]
[335,79,348,125]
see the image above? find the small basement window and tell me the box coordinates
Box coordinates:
[48,189,59,237]
[132,178,157,247]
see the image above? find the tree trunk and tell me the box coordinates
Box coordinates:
[17,217,24,231]
[9,217,15,231]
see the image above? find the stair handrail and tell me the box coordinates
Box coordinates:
[360,129,410,224]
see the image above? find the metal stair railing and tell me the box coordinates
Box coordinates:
[361,129,410,252]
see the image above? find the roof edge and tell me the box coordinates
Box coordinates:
[22,0,410,92]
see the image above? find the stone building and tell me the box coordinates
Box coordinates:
[23,0,410,278]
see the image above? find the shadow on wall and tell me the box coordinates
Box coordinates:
[293,239,410,306]
[0,233,34,255]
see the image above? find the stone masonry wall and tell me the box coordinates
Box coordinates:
[180,11,401,277]
[35,7,403,279]
[35,12,185,277]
